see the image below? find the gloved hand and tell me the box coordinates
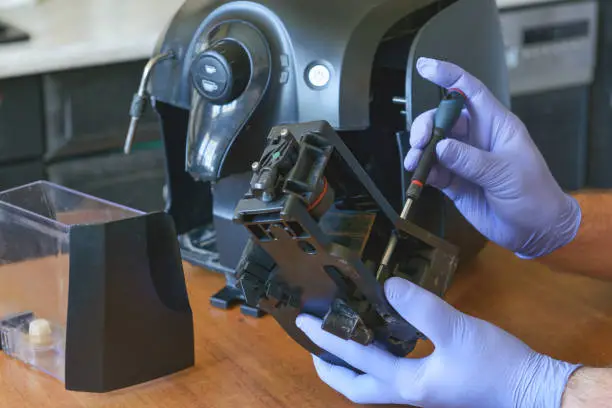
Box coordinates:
[404,57,581,258]
[296,277,581,407]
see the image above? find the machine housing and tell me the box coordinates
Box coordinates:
[142,0,510,363]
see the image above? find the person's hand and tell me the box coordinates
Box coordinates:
[296,277,580,407]
[405,57,581,258]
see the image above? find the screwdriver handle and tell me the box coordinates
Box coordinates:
[433,89,466,131]
[406,89,466,201]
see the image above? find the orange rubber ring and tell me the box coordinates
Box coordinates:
[308,177,329,211]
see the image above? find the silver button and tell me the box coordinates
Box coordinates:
[307,64,331,88]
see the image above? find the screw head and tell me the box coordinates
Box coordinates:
[251,161,260,171]
[280,128,289,137]
[262,192,273,202]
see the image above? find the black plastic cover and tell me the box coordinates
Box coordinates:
[405,0,510,123]
[65,212,194,393]
[185,20,272,180]
[154,100,213,235]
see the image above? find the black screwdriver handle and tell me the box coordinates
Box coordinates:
[406,89,466,201]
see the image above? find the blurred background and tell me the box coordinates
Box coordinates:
[0,0,606,213]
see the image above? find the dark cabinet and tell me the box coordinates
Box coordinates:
[0,60,167,212]
[498,0,597,192]
[42,61,161,161]
[588,0,612,187]
[512,86,589,191]
[0,75,44,163]
[46,148,167,213]
[0,161,45,190]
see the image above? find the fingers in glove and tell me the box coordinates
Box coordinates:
[384,277,459,348]
[312,356,397,404]
[436,139,503,190]
[438,174,479,203]
[405,107,469,187]
[426,166,453,190]
[403,148,422,171]
[410,108,469,150]
[296,314,400,382]
[438,176,492,237]
[402,154,453,191]
[416,57,491,108]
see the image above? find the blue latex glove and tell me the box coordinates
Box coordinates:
[296,277,580,407]
[404,57,581,258]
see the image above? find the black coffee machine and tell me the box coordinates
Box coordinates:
[125,0,509,365]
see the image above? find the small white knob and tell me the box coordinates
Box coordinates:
[29,318,53,346]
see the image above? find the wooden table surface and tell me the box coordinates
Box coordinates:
[2,243,612,408]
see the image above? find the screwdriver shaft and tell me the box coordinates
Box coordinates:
[375,89,466,282]
[376,198,414,280]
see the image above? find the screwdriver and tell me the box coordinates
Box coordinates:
[376,89,466,280]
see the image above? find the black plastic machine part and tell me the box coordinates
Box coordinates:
[191,39,251,104]
[233,121,459,368]
[64,212,194,393]
[0,208,194,392]
[145,0,510,315]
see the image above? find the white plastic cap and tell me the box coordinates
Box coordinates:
[28,318,53,346]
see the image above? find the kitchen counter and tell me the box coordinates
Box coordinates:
[2,244,612,407]
[0,0,184,79]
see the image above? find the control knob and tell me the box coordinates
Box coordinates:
[191,40,251,104]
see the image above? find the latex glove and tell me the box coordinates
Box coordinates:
[296,277,580,407]
[404,57,581,258]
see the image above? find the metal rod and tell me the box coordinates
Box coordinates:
[123,50,175,154]
[375,198,414,280]
[392,96,407,105]
[400,197,414,219]
[124,117,139,153]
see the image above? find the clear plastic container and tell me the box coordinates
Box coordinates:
[0,181,143,382]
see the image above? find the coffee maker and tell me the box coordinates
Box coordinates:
[124,0,509,361]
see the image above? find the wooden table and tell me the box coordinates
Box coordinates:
[2,243,612,408]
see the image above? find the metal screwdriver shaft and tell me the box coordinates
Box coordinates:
[376,89,466,281]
